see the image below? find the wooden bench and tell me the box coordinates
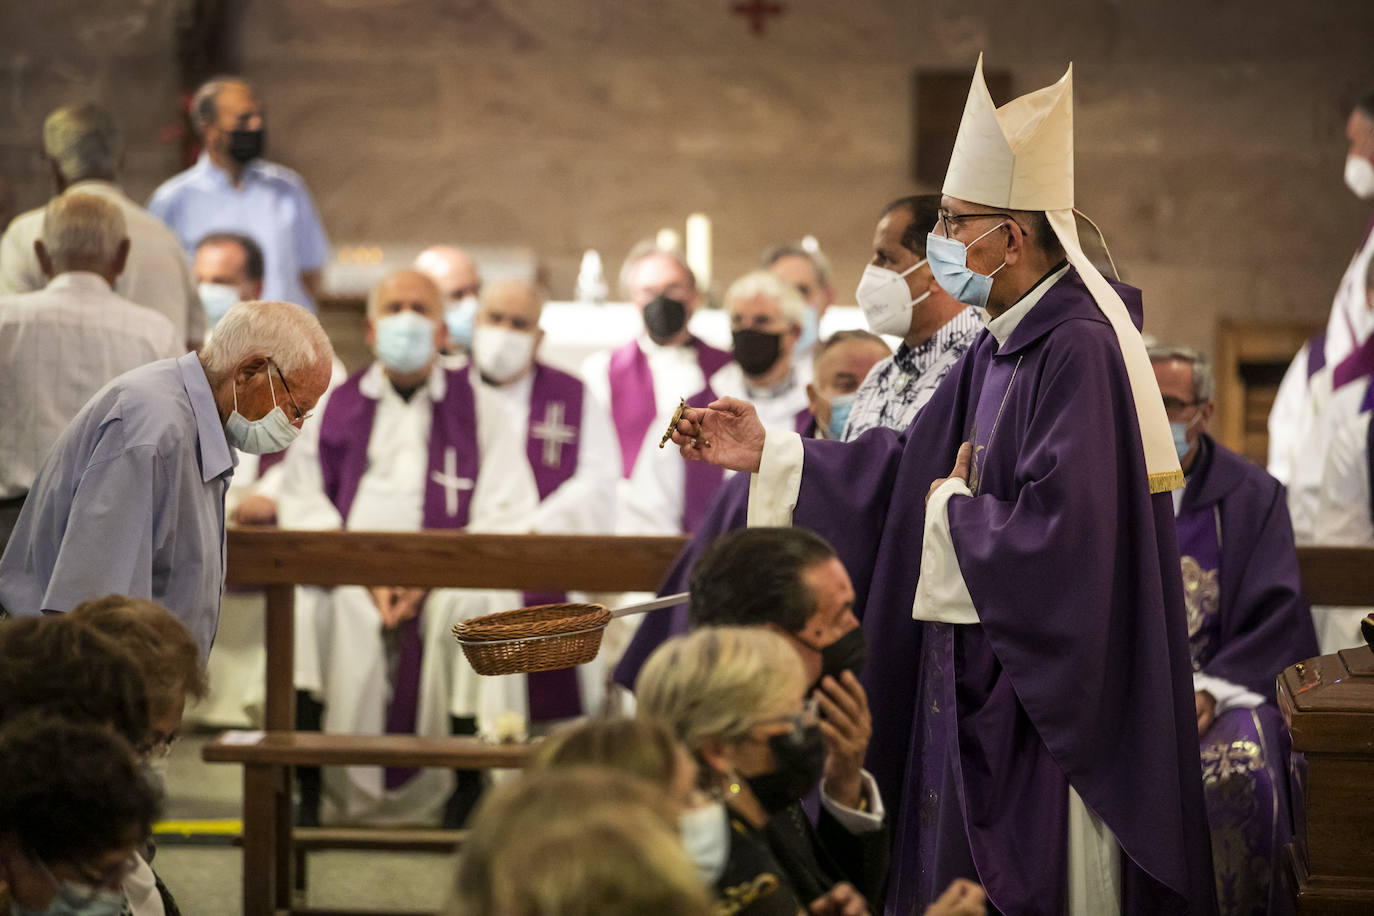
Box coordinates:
[210,530,685,916]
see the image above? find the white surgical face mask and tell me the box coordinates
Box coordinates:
[471,324,537,384]
[225,370,300,455]
[1345,154,1374,200]
[855,260,930,337]
[679,800,730,885]
[374,311,438,374]
[198,282,241,329]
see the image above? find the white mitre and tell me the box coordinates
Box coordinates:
[943,55,1183,493]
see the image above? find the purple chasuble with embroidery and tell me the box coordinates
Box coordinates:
[318,366,478,789]
[608,336,731,478]
[778,268,1214,915]
[519,364,589,721]
[1176,434,1315,916]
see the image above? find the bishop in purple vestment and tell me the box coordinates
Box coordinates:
[667,53,1216,913]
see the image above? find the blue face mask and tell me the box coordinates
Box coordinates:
[12,873,127,916]
[374,311,437,374]
[796,306,820,355]
[1170,421,1192,462]
[444,295,479,350]
[925,221,1008,309]
[827,392,856,441]
[198,282,240,330]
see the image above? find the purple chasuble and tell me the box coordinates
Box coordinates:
[318,366,478,789]
[607,336,731,478]
[1177,435,1316,916]
[783,268,1215,915]
[520,364,589,721]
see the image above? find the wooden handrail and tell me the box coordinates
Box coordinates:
[227,528,687,592]
[203,732,531,769]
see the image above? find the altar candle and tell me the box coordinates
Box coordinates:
[685,213,712,291]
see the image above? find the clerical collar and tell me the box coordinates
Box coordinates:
[987,261,1070,349]
[360,361,446,402]
[744,366,796,400]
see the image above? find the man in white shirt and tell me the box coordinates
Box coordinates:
[277,272,617,826]
[581,243,730,480]
[0,103,203,348]
[0,193,180,550]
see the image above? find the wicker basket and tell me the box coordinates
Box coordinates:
[452,603,612,676]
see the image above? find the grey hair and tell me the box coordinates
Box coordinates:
[41,192,126,273]
[759,242,831,288]
[617,240,697,300]
[723,270,806,328]
[43,103,123,182]
[1147,344,1214,404]
[190,76,249,138]
[200,300,334,381]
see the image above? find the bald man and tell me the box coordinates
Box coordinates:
[415,245,483,354]
[277,274,617,827]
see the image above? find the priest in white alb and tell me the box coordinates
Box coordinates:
[276,272,617,825]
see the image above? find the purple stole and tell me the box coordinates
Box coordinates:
[518,364,587,722]
[319,367,478,789]
[1305,331,1327,380]
[607,336,730,479]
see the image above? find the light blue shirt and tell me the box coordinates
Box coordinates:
[0,353,235,658]
[147,154,330,310]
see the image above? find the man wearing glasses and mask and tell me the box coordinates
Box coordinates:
[668,56,1215,915]
[0,300,334,659]
[582,242,730,481]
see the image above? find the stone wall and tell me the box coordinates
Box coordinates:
[3,0,1373,361]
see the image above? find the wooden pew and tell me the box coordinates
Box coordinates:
[212,529,686,916]
[211,530,1370,916]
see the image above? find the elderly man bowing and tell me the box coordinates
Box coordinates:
[277,273,617,826]
[0,300,334,657]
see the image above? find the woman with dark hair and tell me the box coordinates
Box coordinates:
[0,715,161,915]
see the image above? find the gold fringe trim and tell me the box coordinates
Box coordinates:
[1149,469,1185,494]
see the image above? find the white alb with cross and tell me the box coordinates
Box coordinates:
[430,446,475,517]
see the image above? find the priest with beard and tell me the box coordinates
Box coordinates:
[667,56,1215,916]
[277,273,617,826]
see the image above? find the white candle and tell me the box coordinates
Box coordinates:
[656,228,680,252]
[685,213,712,291]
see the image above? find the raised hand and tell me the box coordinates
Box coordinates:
[671,396,768,472]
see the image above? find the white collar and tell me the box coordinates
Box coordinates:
[987,263,1071,349]
[45,271,114,295]
[636,331,695,355]
[359,360,447,401]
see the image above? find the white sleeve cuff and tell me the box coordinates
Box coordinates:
[747,429,804,528]
[913,477,980,624]
[819,768,885,834]
[1193,671,1264,717]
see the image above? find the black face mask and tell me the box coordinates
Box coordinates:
[731,329,783,377]
[643,294,687,342]
[813,626,866,686]
[227,128,265,165]
[746,723,824,814]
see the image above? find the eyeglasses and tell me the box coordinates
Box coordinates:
[936,208,1023,239]
[267,357,313,424]
[137,728,179,759]
[1161,396,1205,421]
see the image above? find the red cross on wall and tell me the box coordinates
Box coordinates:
[732,0,785,36]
